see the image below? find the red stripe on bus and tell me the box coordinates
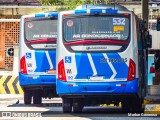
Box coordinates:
[25,39,56,44]
[64,40,128,46]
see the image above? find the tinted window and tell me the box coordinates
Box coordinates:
[25,19,57,41]
[63,16,129,41]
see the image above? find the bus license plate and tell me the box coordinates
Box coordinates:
[89,76,104,81]
[47,70,56,74]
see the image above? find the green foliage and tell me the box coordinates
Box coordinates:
[38,0,109,11]
[38,0,55,5]
[58,0,85,10]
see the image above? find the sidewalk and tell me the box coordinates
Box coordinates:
[0,70,18,76]
[0,71,12,75]
[145,95,160,104]
[0,94,22,99]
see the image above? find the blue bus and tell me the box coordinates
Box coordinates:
[19,12,58,104]
[56,4,151,113]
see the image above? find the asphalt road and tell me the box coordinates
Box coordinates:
[0,94,160,120]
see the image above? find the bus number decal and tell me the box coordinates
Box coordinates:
[27,63,32,67]
[28,70,33,73]
[66,69,72,74]
[67,76,73,80]
[100,58,127,63]
[113,18,125,25]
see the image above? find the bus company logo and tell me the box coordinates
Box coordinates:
[86,47,90,50]
[44,44,56,48]
[26,53,32,59]
[65,56,72,63]
[2,112,11,117]
[86,46,107,50]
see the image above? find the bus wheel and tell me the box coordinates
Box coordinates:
[33,90,42,104]
[122,99,133,113]
[73,98,84,113]
[122,97,143,113]
[24,90,32,104]
[134,98,144,113]
[62,98,72,113]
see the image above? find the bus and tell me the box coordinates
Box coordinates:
[56,4,151,113]
[19,12,58,104]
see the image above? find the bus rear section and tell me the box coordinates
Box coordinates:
[57,5,147,113]
[19,12,58,104]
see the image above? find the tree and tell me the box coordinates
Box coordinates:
[38,0,109,11]
[38,0,60,5]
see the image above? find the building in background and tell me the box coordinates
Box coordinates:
[0,0,56,70]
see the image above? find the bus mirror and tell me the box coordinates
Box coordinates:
[146,34,152,48]
[157,18,160,31]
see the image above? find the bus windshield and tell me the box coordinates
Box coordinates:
[63,16,129,42]
[25,19,57,41]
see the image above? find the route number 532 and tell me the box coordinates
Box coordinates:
[113,18,125,25]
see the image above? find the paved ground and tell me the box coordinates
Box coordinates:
[0,94,160,120]
[0,70,13,75]
[0,94,62,107]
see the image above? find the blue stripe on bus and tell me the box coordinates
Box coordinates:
[75,10,87,14]
[106,9,118,14]
[91,54,113,79]
[75,9,118,14]
[75,53,93,79]
[35,14,45,17]
[34,51,50,72]
[48,13,58,17]
[90,9,102,13]
[107,53,128,79]
[48,50,56,70]
[74,53,128,79]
